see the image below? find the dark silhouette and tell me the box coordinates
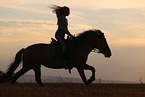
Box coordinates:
[1,29,111,86]
[50,5,74,69]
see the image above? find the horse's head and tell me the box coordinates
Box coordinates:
[74,29,112,58]
[95,30,112,58]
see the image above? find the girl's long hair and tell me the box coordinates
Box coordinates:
[49,5,69,18]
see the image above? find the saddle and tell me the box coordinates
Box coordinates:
[50,37,74,60]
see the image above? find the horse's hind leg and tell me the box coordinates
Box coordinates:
[12,65,31,84]
[33,65,43,86]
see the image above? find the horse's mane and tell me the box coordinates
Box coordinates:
[74,29,102,45]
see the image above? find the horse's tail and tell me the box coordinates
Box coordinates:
[2,48,25,82]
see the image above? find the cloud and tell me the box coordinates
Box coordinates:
[1,1,145,48]
[1,0,145,11]
[110,38,145,48]
[0,19,56,42]
[70,24,92,30]
[0,3,49,14]
[0,19,94,41]
[1,18,145,49]
[47,0,145,9]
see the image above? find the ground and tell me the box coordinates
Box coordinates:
[0,83,145,97]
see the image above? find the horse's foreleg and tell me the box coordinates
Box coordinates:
[76,67,88,86]
[83,64,96,85]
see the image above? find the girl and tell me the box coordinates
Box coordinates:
[50,5,74,53]
[50,5,74,69]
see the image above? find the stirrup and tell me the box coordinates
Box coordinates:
[68,69,71,74]
[64,60,71,74]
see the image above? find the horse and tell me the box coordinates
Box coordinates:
[2,29,111,86]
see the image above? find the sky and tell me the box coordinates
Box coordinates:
[0,0,145,82]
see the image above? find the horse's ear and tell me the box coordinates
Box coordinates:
[97,30,105,39]
[97,30,102,37]
[97,30,101,35]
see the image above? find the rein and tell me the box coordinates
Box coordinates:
[92,48,101,54]
[78,47,101,54]
[77,38,102,54]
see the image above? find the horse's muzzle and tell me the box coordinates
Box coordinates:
[105,53,112,58]
[104,50,112,58]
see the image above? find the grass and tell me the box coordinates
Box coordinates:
[0,83,145,97]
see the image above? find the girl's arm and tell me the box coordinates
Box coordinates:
[60,19,74,38]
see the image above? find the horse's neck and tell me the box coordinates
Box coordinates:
[78,40,95,54]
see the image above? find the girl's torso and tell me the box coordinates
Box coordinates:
[55,16,68,37]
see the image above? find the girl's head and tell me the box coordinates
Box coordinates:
[50,5,70,17]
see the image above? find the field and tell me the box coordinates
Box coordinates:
[0,83,145,97]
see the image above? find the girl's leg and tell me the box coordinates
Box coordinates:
[55,35,66,54]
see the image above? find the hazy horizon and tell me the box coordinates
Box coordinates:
[0,0,145,82]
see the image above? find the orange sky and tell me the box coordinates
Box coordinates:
[0,0,145,82]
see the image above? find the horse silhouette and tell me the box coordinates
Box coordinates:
[2,29,111,86]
